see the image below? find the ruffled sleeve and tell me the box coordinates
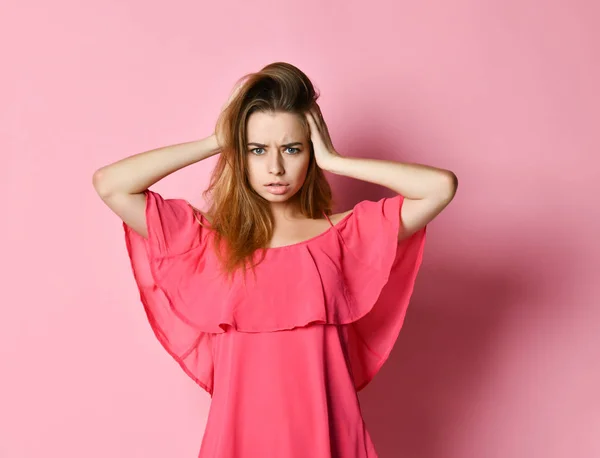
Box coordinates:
[122,189,214,395]
[338,194,427,391]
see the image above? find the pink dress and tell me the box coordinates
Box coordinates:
[123,190,426,457]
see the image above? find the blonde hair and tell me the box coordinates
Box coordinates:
[201,62,334,282]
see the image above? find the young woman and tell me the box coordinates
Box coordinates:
[93,62,457,457]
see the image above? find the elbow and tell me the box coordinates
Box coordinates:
[438,170,458,202]
[92,168,112,198]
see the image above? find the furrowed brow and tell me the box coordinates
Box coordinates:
[247,142,303,147]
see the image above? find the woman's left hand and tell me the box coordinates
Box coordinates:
[305,104,342,171]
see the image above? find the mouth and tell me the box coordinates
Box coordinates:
[264,182,291,195]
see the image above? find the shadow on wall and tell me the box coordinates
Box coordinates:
[358,256,530,458]
[326,103,565,457]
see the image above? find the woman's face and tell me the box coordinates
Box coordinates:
[245,110,311,204]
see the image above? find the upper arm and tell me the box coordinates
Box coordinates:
[399,174,458,240]
[92,167,151,238]
[96,189,149,239]
[399,198,444,239]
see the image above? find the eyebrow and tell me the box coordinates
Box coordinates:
[247,142,303,147]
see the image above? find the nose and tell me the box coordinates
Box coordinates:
[267,150,285,175]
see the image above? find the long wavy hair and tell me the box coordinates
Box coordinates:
[201,62,334,282]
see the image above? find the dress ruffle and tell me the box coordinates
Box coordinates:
[123,190,426,393]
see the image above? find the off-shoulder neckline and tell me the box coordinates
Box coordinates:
[192,207,355,251]
[264,210,355,251]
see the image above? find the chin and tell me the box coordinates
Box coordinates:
[261,193,293,202]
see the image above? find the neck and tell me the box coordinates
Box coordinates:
[269,198,304,223]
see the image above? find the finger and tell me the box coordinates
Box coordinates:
[308,104,323,127]
[310,102,319,119]
[312,106,333,148]
[313,105,326,131]
[305,110,318,130]
[306,113,324,144]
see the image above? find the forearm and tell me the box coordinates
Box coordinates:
[325,156,457,200]
[93,134,220,196]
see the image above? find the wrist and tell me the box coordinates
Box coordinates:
[321,153,345,174]
[205,134,221,154]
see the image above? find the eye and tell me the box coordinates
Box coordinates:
[249,147,301,155]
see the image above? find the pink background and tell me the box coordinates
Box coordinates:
[2,0,599,456]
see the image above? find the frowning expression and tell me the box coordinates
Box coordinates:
[245,111,311,203]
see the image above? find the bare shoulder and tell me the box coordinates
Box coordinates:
[328,208,353,225]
